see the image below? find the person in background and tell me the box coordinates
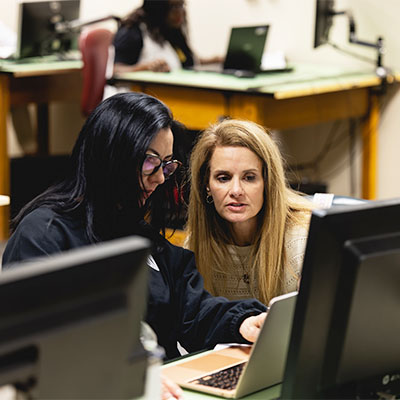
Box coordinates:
[113,0,221,73]
[2,93,266,400]
[186,119,314,305]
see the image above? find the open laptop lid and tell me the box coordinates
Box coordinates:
[223,25,269,72]
[163,291,297,398]
[235,291,297,398]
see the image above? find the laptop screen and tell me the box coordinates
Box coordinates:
[223,25,269,72]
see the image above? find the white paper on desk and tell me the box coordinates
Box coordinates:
[0,22,16,59]
[312,192,334,209]
[0,47,15,59]
[261,50,287,70]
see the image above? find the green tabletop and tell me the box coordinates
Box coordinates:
[114,63,384,99]
[179,384,281,400]
[0,57,82,74]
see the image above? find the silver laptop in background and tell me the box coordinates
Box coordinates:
[162,291,297,399]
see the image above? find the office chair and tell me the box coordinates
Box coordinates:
[79,28,113,117]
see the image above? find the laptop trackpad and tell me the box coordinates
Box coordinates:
[163,347,250,383]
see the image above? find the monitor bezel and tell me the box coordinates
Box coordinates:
[0,235,150,399]
[314,0,335,48]
[282,198,400,398]
[322,232,400,393]
[15,0,80,59]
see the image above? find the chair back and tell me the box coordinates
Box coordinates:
[79,28,113,117]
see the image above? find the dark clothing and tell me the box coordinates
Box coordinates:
[113,23,194,68]
[113,25,143,66]
[2,207,266,360]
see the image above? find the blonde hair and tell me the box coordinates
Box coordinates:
[186,119,313,305]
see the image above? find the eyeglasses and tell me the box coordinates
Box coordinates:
[142,153,182,179]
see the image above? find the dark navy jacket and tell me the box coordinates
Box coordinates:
[2,207,266,359]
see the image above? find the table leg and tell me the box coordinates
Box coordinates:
[0,75,10,240]
[37,103,49,155]
[362,94,379,200]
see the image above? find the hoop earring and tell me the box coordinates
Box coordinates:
[206,194,214,204]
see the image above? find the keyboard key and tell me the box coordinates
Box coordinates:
[190,362,246,391]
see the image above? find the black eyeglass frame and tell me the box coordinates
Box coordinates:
[141,153,182,179]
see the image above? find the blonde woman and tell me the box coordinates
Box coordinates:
[186,119,314,305]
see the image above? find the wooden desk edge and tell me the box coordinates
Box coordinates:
[272,76,383,99]
[114,72,388,100]
[0,61,83,78]
[10,66,82,78]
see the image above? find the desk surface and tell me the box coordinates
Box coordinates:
[178,385,280,400]
[0,59,82,77]
[114,63,398,99]
[114,63,400,201]
[0,60,83,240]
[0,61,398,240]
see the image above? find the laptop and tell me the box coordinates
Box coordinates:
[162,291,297,398]
[192,25,292,78]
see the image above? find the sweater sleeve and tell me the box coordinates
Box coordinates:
[284,224,309,292]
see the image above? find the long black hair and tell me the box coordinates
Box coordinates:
[11,92,183,242]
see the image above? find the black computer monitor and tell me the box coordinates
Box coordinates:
[16,0,80,59]
[314,0,335,48]
[0,236,150,399]
[282,198,400,399]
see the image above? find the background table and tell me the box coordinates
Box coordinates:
[1,62,399,240]
[0,60,82,240]
[114,63,400,201]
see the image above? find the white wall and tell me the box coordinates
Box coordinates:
[2,0,400,198]
[190,0,400,199]
[185,0,400,199]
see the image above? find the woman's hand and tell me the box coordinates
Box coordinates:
[143,59,171,72]
[160,312,266,399]
[162,375,183,400]
[199,55,225,65]
[239,312,267,343]
[114,59,171,74]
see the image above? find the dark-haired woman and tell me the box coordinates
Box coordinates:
[113,0,221,73]
[2,92,266,399]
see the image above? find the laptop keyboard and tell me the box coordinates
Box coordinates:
[189,362,246,390]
